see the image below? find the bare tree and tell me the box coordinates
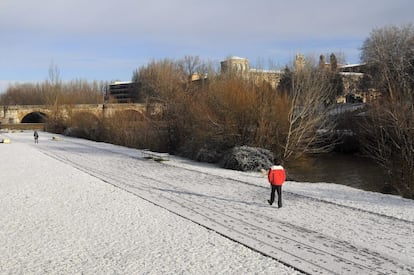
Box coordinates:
[361,24,414,101]
[360,24,414,198]
[132,58,184,102]
[0,83,45,105]
[180,56,200,79]
[42,62,65,132]
[282,65,338,161]
[132,58,195,151]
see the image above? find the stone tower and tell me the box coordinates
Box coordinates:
[220,56,250,76]
[294,53,305,71]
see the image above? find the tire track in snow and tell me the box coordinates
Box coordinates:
[46,136,414,224]
[36,139,414,275]
[164,160,414,225]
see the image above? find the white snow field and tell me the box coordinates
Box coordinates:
[1,131,413,274]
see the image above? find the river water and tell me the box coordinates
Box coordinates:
[285,153,393,194]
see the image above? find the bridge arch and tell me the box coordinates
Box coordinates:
[64,112,102,140]
[70,112,100,127]
[21,112,48,123]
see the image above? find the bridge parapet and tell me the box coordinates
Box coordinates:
[1,103,150,124]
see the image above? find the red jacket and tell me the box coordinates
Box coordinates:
[268,165,286,186]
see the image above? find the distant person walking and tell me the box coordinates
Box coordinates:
[34,130,39,144]
[267,164,286,208]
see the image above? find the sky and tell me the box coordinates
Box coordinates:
[1,0,413,93]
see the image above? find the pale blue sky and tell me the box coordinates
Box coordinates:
[1,0,413,93]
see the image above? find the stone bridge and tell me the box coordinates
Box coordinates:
[0,103,153,127]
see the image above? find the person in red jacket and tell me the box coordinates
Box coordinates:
[267,164,286,208]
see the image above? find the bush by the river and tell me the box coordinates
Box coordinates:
[220,146,274,172]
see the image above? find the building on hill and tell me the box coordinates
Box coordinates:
[336,63,381,103]
[109,56,378,105]
[294,53,305,71]
[220,56,250,76]
[220,56,283,89]
[338,63,366,74]
[106,81,140,103]
[220,56,379,104]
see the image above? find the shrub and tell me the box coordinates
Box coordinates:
[220,146,274,171]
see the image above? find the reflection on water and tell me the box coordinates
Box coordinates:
[285,153,392,194]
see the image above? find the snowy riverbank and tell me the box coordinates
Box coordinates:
[1,131,413,274]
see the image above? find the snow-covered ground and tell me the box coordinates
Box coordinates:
[1,131,413,274]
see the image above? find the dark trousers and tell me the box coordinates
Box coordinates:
[270,185,282,208]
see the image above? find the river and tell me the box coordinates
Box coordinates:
[285,153,394,194]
